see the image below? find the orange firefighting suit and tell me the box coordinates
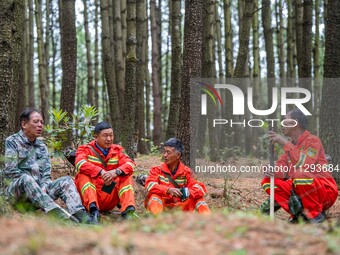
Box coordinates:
[145,162,210,214]
[261,131,338,219]
[74,140,136,213]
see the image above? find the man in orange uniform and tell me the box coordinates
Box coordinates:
[145,138,210,215]
[74,122,138,223]
[261,109,338,223]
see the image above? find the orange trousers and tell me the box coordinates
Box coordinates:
[146,194,210,215]
[261,177,338,219]
[75,173,136,213]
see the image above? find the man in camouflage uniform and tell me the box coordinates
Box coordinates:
[4,108,93,224]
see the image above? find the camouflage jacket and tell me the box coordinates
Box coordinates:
[4,130,52,190]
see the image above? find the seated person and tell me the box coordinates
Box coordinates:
[261,108,338,223]
[74,122,138,222]
[4,108,92,223]
[145,138,210,215]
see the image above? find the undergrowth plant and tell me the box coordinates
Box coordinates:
[44,105,98,173]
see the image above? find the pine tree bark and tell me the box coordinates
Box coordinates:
[35,0,49,122]
[276,0,285,78]
[234,0,254,78]
[51,3,58,109]
[101,0,121,141]
[202,0,219,162]
[300,0,313,119]
[59,0,77,117]
[122,0,137,158]
[224,0,234,78]
[295,0,303,78]
[150,0,161,146]
[136,0,148,154]
[252,0,261,157]
[28,0,35,107]
[114,0,125,107]
[94,0,100,111]
[320,0,340,183]
[178,0,203,167]
[261,0,275,121]
[313,0,321,134]
[215,3,223,79]
[166,0,182,140]
[84,0,94,106]
[287,0,295,78]
[0,0,24,154]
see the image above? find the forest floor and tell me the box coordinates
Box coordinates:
[1,154,340,255]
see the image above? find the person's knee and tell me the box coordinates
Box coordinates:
[57,176,76,189]
[19,174,36,183]
[261,177,270,186]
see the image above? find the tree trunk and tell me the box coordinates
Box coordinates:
[101,0,121,141]
[224,0,234,78]
[221,0,234,158]
[215,3,223,79]
[121,0,127,67]
[51,2,57,109]
[178,0,203,167]
[0,0,24,153]
[28,0,35,107]
[261,0,275,121]
[122,0,137,159]
[45,0,50,105]
[313,0,321,135]
[150,0,161,147]
[320,0,340,183]
[252,0,261,157]
[83,0,94,106]
[114,0,125,107]
[234,0,254,78]
[162,21,170,137]
[295,0,303,78]
[300,0,313,119]
[166,0,182,139]
[136,0,148,154]
[35,0,49,122]
[261,0,275,79]
[276,0,285,78]
[203,0,219,162]
[94,0,100,111]
[59,0,77,117]
[287,0,295,78]
[23,0,29,107]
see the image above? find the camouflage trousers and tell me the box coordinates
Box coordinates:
[5,174,84,214]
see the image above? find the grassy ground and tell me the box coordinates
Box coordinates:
[1,154,340,255]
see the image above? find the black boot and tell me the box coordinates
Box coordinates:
[48,207,79,223]
[121,206,140,220]
[89,202,100,224]
[90,209,100,224]
[73,209,93,224]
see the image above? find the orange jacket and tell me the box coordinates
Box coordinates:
[75,140,136,179]
[145,162,207,199]
[275,130,333,179]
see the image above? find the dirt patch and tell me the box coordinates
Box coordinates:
[0,212,339,255]
[1,154,340,254]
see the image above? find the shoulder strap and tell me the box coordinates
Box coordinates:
[162,171,180,188]
[89,145,107,168]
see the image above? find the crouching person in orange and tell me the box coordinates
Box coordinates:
[145,138,210,215]
[261,109,338,223]
[74,122,138,223]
